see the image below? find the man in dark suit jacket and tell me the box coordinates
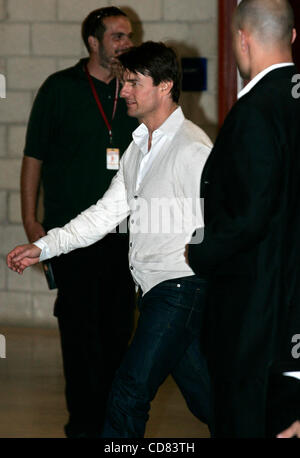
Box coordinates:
[188,0,300,437]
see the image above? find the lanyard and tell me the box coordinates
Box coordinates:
[85,64,119,144]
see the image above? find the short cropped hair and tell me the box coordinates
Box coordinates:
[118,41,181,104]
[81,7,128,52]
[235,0,294,45]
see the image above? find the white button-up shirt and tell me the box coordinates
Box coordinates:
[134,122,173,191]
[35,107,212,294]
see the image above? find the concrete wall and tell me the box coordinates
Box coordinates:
[0,0,218,328]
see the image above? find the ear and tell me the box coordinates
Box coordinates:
[292,28,297,45]
[239,29,249,53]
[159,80,174,97]
[88,35,99,53]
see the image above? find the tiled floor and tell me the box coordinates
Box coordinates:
[0,326,210,438]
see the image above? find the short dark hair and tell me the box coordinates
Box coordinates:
[81,7,128,52]
[118,41,181,104]
[235,0,294,46]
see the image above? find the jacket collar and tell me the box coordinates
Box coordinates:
[238,63,295,99]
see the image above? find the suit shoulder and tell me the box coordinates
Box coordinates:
[222,92,271,132]
[234,70,296,116]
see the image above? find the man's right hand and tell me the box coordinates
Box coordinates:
[277,420,300,438]
[24,221,46,243]
[6,244,42,274]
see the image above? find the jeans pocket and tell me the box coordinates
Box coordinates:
[143,282,183,310]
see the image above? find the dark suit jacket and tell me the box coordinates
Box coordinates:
[189,66,300,381]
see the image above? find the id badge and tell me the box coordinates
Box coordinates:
[106,148,120,170]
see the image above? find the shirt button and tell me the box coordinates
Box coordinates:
[134,195,138,199]
[130,242,133,247]
[131,220,134,224]
[130,266,134,271]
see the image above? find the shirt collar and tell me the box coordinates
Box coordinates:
[132,106,185,149]
[238,63,294,100]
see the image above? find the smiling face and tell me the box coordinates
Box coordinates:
[97,16,133,69]
[120,70,165,123]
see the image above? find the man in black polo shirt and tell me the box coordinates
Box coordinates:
[21,7,138,438]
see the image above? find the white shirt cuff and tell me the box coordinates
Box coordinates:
[283,372,300,381]
[33,239,51,262]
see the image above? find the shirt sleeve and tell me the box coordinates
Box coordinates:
[175,140,211,239]
[33,239,50,262]
[35,154,130,260]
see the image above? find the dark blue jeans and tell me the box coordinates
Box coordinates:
[101,275,212,438]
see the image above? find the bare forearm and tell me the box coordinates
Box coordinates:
[20,156,46,242]
[21,156,41,224]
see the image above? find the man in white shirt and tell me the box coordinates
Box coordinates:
[7,41,213,437]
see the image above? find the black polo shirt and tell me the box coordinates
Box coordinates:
[24,58,138,231]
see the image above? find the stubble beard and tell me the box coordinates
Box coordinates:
[98,45,113,71]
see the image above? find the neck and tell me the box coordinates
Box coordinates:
[86,56,114,84]
[141,103,178,151]
[249,48,293,80]
[142,103,178,136]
